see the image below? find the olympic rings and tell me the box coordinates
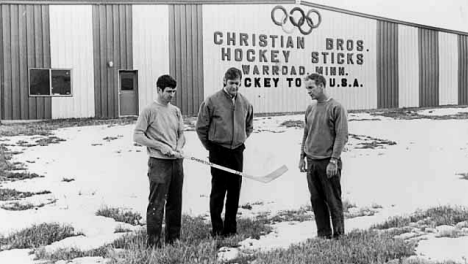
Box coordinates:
[271,5,321,35]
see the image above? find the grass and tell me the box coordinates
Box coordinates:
[106,215,271,264]
[96,207,143,226]
[0,223,81,251]
[115,225,133,233]
[1,199,56,211]
[0,117,137,137]
[457,173,468,180]
[350,134,397,149]
[252,230,415,264]
[1,202,36,211]
[265,207,314,223]
[369,106,468,120]
[35,246,112,263]
[29,206,468,263]
[0,144,45,183]
[62,177,75,182]
[0,188,51,201]
[372,206,468,230]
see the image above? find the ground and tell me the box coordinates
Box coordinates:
[0,106,468,263]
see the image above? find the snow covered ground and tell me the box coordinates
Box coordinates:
[1,106,468,263]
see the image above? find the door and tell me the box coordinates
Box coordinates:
[119,70,139,116]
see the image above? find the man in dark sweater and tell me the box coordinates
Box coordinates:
[196,67,254,237]
[133,75,185,248]
[299,73,348,239]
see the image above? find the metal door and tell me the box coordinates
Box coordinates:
[119,70,139,116]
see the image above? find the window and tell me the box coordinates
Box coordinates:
[29,68,72,96]
[120,71,136,91]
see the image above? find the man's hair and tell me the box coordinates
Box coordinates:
[304,73,326,87]
[224,67,242,81]
[156,75,177,91]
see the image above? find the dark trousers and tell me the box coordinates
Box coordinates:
[306,158,344,238]
[209,143,244,236]
[146,157,184,247]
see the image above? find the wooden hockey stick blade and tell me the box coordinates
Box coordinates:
[184,155,288,183]
[246,165,288,183]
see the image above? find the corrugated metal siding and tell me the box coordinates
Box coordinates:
[419,28,439,107]
[398,25,419,108]
[1,4,51,120]
[438,32,458,106]
[459,35,468,105]
[50,5,94,119]
[92,4,132,118]
[133,5,170,113]
[0,5,3,120]
[203,4,377,113]
[377,20,398,108]
[169,4,204,116]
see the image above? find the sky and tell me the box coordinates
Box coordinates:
[306,0,468,33]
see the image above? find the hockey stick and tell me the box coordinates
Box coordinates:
[184,155,288,183]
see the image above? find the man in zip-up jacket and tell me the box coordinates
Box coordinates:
[196,67,254,237]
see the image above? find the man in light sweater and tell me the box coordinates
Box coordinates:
[133,75,185,248]
[298,73,348,239]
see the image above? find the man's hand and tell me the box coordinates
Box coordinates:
[173,149,184,159]
[160,146,176,157]
[326,162,338,178]
[298,157,307,172]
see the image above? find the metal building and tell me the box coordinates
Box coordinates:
[1,0,467,120]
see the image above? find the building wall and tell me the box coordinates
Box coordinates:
[1,1,468,120]
[419,28,439,107]
[132,5,170,112]
[438,32,458,106]
[398,24,419,108]
[377,20,398,108]
[459,35,468,105]
[50,5,95,119]
[202,4,377,113]
[92,4,133,118]
[1,4,52,120]
[169,4,204,116]
[0,5,3,120]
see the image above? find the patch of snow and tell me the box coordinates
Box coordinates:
[417,237,468,263]
[418,107,468,116]
[1,107,468,263]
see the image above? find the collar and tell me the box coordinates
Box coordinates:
[223,88,237,100]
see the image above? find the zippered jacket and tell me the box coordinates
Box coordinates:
[196,90,254,150]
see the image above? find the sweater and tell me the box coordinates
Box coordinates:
[300,98,348,160]
[133,101,184,159]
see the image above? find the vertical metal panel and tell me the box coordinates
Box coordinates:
[170,4,204,116]
[18,5,28,120]
[459,35,468,105]
[419,28,439,107]
[438,32,458,106]
[133,5,170,112]
[11,5,20,120]
[398,25,419,108]
[2,6,11,120]
[92,4,132,118]
[1,4,51,120]
[50,5,94,119]
[202,4,378,113]
[0,5,3,120]
[377,21,398,108]
[196,5,204,113]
